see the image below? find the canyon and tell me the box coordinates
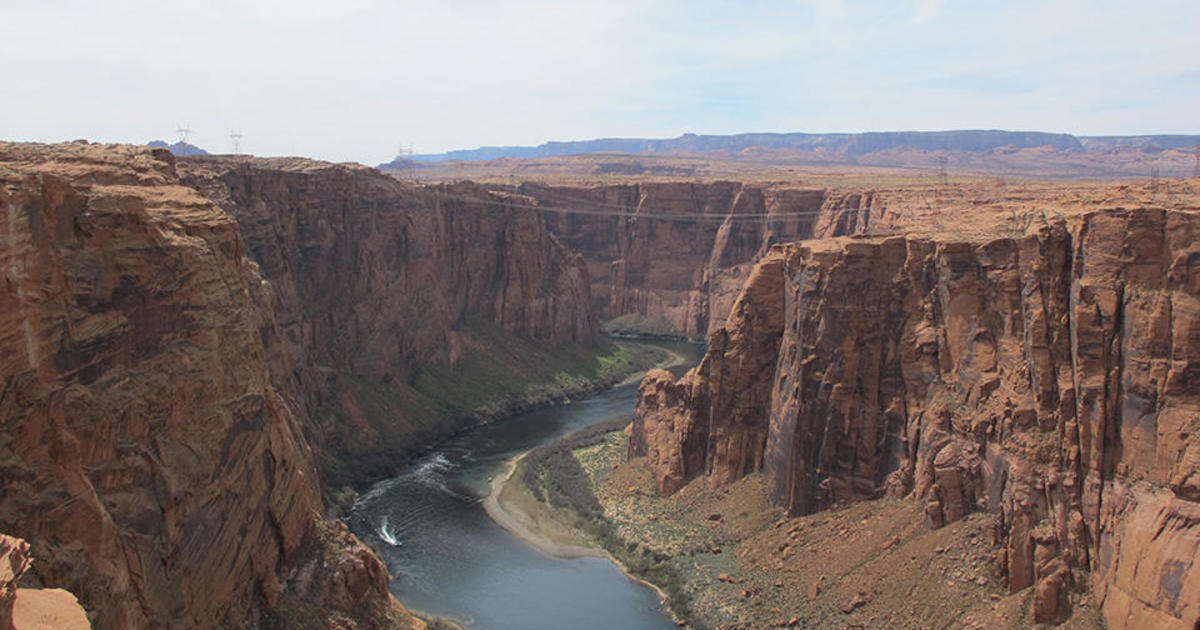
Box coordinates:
[632,205,1200,627]
[177,157,598,491]
[2,138,1198,629]
[0,142,601,629]
[522,182,876,340]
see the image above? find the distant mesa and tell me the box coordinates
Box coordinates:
[146,140,209,156]
[399,129,1200,164]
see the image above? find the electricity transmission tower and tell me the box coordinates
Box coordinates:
[394,143,416,181]
[230,131,243,155]
[176,123,192,144]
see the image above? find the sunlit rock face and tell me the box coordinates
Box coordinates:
[633,210,1200,628]
[179,157,597,487]
[0,142,427,629]
[522,182,874,339]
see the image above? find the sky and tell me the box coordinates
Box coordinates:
[3,0,1198,164]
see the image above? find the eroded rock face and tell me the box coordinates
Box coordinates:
[522,183,874,339]
[0,143,422,630]
[633,210,1200,628]
[630,256,788,494]
[179,158,597,486]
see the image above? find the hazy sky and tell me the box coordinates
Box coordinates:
[4,0,1198,163]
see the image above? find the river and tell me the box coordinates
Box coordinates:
[347,341,705,630]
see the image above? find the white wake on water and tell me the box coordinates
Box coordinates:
[379,516,402,546]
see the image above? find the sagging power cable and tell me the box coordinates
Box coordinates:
[423,188,850,224]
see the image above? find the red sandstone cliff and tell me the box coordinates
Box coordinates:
[0,143,423,629]
[520,182,875,339]
[633,210,1200,627]
[179,158,598,488]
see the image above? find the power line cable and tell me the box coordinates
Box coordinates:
[425,188,843,223]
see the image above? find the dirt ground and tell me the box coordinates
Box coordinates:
[576,432,1106,630]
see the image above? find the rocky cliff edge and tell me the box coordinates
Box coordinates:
[633,209,1200,627]
[0,142,423,629]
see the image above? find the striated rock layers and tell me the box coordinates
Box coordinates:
[0,142,433,629]
[521,182,876,339]
[633,210,1200,628]
[180,158,596,487]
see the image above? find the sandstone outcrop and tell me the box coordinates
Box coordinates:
[0,142,423,629]
[521,182,875,339]
[632,209,1200,628]
[2,533,90,630]
[1,535,27,630]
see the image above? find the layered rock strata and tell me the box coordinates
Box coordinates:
[632,209,1200,628]
[180,158,597,487]
[0,142,426,629]
[521,182,876,339]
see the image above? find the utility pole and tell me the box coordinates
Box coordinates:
[229,130,243,155]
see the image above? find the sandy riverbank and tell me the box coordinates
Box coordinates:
[482,343,688,621]
[484,453,679,621]
[482,453,604,558]
[483,341,689,557]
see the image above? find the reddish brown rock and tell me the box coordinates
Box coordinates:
[523,183,870,339]
[633,209,1200,628]
[1,535,28,630]
[180,159,597,487]
[631,255,787,493]
[2,533,90,630]
[0,143,423,630]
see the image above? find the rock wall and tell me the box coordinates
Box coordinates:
[180,158,597,487]
[0,143,421,629]
[632,210,1200,627]
[521,182,876,339]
